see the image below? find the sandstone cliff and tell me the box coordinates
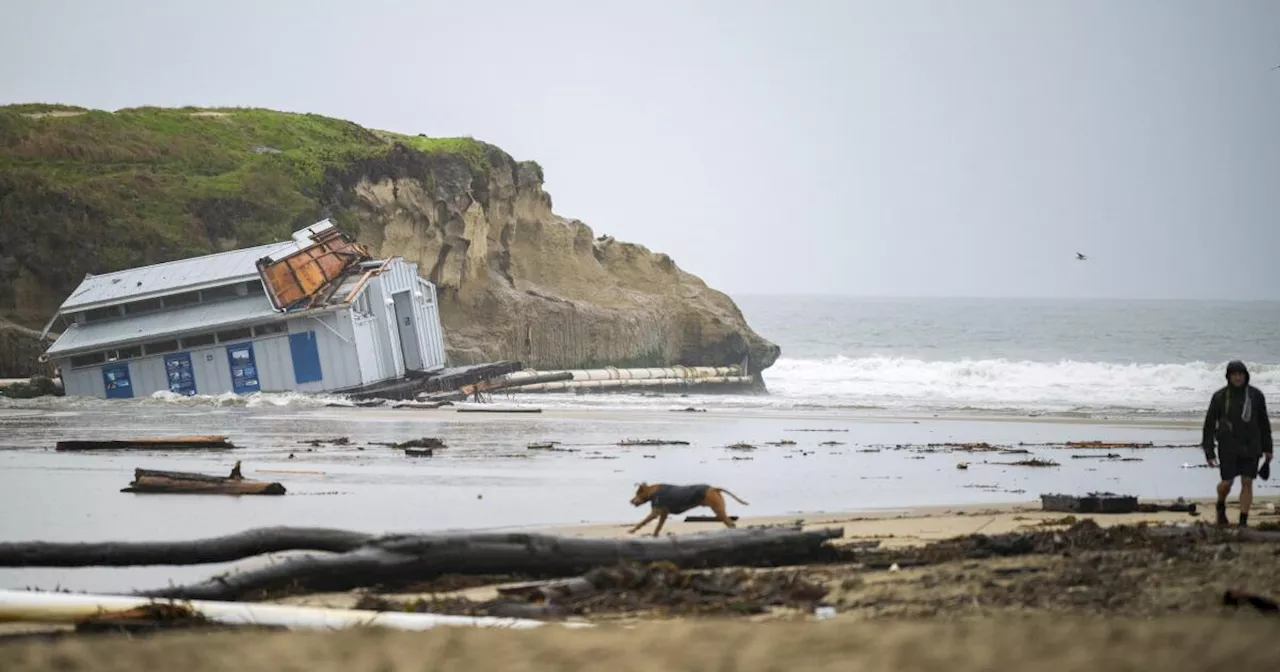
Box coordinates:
[0,106,779,380]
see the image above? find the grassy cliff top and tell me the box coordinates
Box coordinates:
[0,105,524,324]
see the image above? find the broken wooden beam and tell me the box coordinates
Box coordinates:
[56,435,235,451]
[684,515,740,523]
[131,525,844,601]
[121,461,285,495]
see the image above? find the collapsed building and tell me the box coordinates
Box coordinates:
[39,221,447,399]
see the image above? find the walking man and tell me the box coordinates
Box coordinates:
[1203,360,1272,527]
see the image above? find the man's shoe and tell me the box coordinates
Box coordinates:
[1216,502,1229,526]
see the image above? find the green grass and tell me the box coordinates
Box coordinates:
[0,104,523,325]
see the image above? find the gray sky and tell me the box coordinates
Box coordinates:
[3,0,1279,300]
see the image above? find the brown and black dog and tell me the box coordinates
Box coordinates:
[629,482,749,537]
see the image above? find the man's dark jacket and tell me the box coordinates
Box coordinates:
[1203,361,1273,461]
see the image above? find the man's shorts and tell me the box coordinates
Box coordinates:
[1220,454,1261,481]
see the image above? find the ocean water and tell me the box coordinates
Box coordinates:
[3,297,1278,418]
[734,296,1280,418]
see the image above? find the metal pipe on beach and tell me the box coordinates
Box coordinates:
[502,366,742,384]
[509,375,754,392]
[0,589,587,632]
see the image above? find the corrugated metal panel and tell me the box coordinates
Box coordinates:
[376,259,446,373]
[45,296,283,356]
[59,241,298,312]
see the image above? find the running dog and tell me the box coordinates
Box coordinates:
[628,482,749,536]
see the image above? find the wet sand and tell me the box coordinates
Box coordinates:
[0,402,1269,594]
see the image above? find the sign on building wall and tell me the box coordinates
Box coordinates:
[164,352,197,396]
[226,343,261,394]
[102,363,133,399]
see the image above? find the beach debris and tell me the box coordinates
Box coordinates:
[56,435,236,452]
[957,462,969,470]
[1070,453,1122,460]
[121,461,285,495]
[671,407,707,413]
[765,440,798,446]
[619,439,691,447]
[72,601,217,634]
[28,525,842,602]
[726,442,757,451]
[392,437,446,450]
[856,448,881,453]
[456,406,543,414]
[998,448,1031,455]
[785,429,850,433]
[527,442,577,452]
[300,436,351,447]
[1001,458,1060,467]
[404,448,433,458]
[1064,441,1155,449]
[1222,589,1280,615]
[1040,492,1137,514]
[684,515,740,523]
[819,441,845,446]
[390,400,448,410]
[0,589,559,632]
[366,561,830,620]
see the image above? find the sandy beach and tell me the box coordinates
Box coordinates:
[1,401,1278,669]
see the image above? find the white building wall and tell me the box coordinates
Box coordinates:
[285,310,363,393]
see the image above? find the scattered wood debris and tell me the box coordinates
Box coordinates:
[619,439,691,447]
[726,443,756,451]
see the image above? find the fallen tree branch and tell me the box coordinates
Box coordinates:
[0,527,374,567]
[138,525,845,601]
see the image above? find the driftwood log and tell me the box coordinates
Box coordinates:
[56,436,235,451]
[0,527,374,567]
[135,525,844,601]
[121,461,285,495]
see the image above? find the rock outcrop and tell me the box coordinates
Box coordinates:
[325,146,779,375]
[0,106,779,380]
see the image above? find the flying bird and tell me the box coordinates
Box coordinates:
[1076,252,1089,261]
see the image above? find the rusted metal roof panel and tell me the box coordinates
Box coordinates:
[256,226,372,311]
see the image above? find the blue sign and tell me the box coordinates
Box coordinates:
[102,362,133,399]
[226,343,261,394]
[164,352,197,396]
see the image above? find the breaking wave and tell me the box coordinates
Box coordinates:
[761,356,1280,415]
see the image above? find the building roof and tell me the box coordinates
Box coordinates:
[57,240,299,313]
[44,296,287,357]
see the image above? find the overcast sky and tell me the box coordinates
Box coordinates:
[3,0,1278,300]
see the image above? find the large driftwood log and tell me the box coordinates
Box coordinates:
[138,526,845,601]
[121,461,286,495]
[0,528,374,567]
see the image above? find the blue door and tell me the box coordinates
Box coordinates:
[226,343,261,394]
[164,352,197,396]
[102,363,134,399]
[289,331,324,384]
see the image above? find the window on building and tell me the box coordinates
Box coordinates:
[201,285,240,302]
[143,340,179,355]
[106,346,142,362]
[162,291,200,308]
[216,327,252,343]
[70,352,105,368]
[84,306,119,323]
[123,298,164,315]
[182,333,216,348]
[253,322,287,337]
[352,292,372,316]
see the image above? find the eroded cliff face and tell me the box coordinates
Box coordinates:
[324,145,780,376]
